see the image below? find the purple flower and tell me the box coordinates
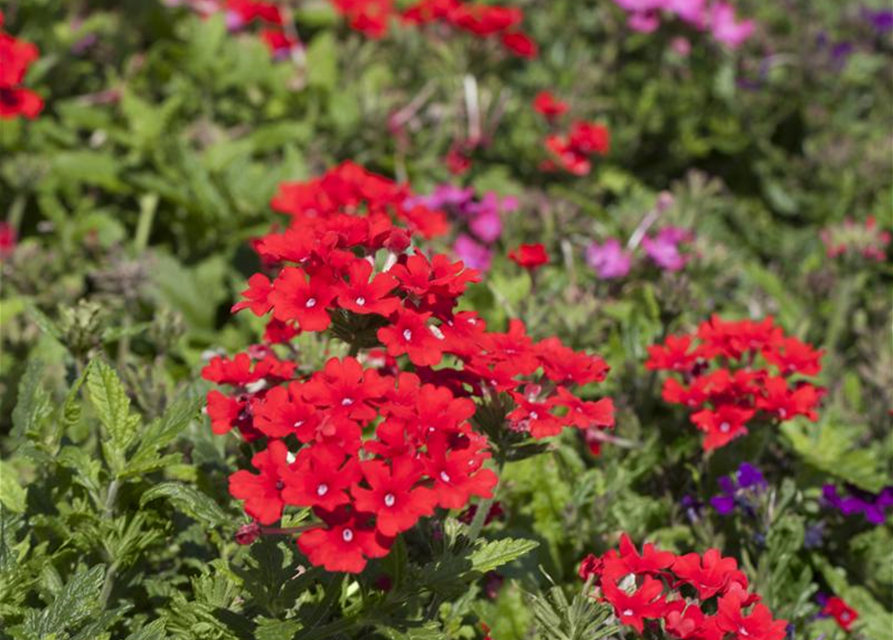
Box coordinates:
[804,522,825,549]
[709,463,767,516]
[864,8,893,34]
[822,484,893,525]
[736,463,767,490]
[585,239,632,279]
[641,226,692,272]
[453,234,493,271]
[405,185,475,214]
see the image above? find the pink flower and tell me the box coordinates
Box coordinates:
[454,234,494,271]
[586,239,632,279]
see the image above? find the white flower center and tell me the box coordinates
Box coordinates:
[317,483,328,496]
[530,411,539,420]
[719,421,731,433]
[356,296,366,306]
[403,329,413,341]
[841,613,850,621]
[342,528,353,542]
[440,471,451,483]
[341,398,353,406]
[293,420,304,428]
[306,298,317,308]
[286,452,297,464]
[778,408,787,418]
[384,493,396,507]
[739,628,749,637]
[622,609,634,617]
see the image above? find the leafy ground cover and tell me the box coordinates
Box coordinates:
[0,1,891,639]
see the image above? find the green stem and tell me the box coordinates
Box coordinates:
[134,194,158,254]
[7,195,25,232]
[467,457,506,542]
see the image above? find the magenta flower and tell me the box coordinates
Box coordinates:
[585,239,633,279]
[642,227,693,272]
[454,234,494,271]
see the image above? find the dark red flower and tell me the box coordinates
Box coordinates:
[270,266,337,331]
[501,31,538,58]
[281,444,359,510]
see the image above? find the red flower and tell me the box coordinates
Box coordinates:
[424,433,497,509]
[297,507,392,573]
[206,390,245,435]
[554,386,615,429]
[0,29,43,120]
[353,455,437,535]
[302,357,390,423]
[716,587,788,640]
[537,337,610,385]
[253,383,321,440]
[578,553,603,581]
[691,405,755,450]
[501,31,538,58]
[228,440,292,525]
[602,576,666,634]
[281,444,359,510]
[533,91,569,120]
[377,309,443,367]
[601,533,676,582]
[508,392,562,438]
[544,134,591,175]
[0,221,16,259]
[762,336,824,376]
[508,243,549,270]
[672,548,747,600]
[269,266,337,331]
[336,258,400,316]
[822,596,858,631]
[232,273,273,315]
[568,121,610,156]
[646,334,702,372]
[756,376,821,422]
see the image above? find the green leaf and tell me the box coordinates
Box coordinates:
[255,618,302,640]
[0,460,27,513]
[306,32,338,90]
[125,391,203,477]
[782,420,885,492]
[23,565,105,638]
[140,482,227,528]
[470,537,539,574]
[11,358,52,440]
[86,359,141,468]
[124,619,168,640]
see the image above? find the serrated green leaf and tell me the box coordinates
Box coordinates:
[23,565,105,638]
[11,358,52,440]
[123,618,167,640]
[471,537,539,574]
[140,482,227,528]
[782,420,885,492]
[86,359,141,467]
[0,460,27,513]
[255,618,302,640]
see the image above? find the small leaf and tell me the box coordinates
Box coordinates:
[140,482,228,528]
[471,537,540,574]
[86,359,141,464]
[124,619,168,640]
[0,460,27,513]
[11,358,52,440]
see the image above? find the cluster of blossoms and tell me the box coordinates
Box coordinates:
[612,0,755,49]
[820,215,890,263]
[817,594,859,632]
[0,10,43,120]
[822,484,893,526]
[646,316,824,450]
[710,463,767,517]
[331,0,537,58]
[578,534,788,639]
[163,0,301,59]
[405,185,518,271]
[204,162,614,573]
[533,92,610,176]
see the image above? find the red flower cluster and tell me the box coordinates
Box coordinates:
[0,10,43,120]
[205,162,613,573]
[532,92,610,175]
[330,0,538,58]
[822,596,858,632]
[579,534,788,640]
[646,316,824,450]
